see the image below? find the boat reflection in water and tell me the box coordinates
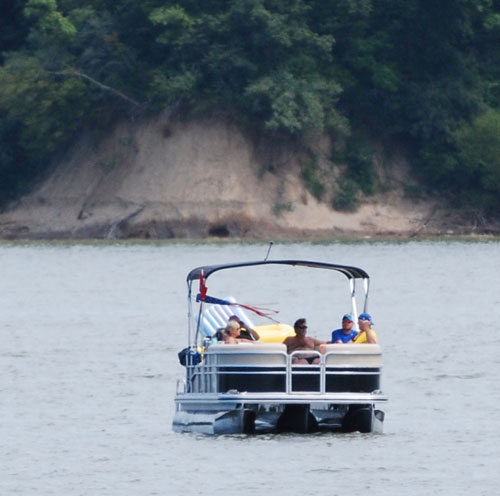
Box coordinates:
[173,258,388,434]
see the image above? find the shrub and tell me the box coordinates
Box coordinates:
[332,177,358,211]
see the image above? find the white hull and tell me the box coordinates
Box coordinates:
[173,396,386,434]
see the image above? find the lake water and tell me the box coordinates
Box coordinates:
[2,240,500,495]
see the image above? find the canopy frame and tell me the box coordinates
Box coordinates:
[185,259,370,347]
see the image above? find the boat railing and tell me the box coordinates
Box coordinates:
[182,343,382,395]
[175,379,186,395]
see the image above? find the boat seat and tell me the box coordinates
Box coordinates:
[205,343,287,366]
[323,344,383,367]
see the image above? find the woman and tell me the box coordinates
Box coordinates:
[223,320,255,344]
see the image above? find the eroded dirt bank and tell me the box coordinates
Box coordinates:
[0,114,496,240]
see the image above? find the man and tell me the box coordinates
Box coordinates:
[330,314,359,343]
[228,315,260,341]
[353,313,377,344]
[283,318,325,364]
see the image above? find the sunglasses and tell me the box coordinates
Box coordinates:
[297,325,308,329]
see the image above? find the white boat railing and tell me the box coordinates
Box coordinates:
[181,346,382,396]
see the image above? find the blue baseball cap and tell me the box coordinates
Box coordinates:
[358,312,373,324]
[342,314,354,322]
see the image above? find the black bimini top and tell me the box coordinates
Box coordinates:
[186,260,369,283]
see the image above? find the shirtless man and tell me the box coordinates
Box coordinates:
[283,318,325,364]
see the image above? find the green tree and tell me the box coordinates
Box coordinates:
[0,56,89,157]
[148,0,345,134]
[0,1,32,60]
[455,109,500,210]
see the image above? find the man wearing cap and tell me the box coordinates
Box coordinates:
[353,313,377,344]
[329,314,359,343]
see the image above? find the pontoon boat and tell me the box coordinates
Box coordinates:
[173,259,387,434]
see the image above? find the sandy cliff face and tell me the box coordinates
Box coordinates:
[0,114,452,240]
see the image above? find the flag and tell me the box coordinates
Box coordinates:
[199,270,207,301]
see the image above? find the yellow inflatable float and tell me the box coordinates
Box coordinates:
[254,323,295,343]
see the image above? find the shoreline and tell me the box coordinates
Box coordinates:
[2,206,499,242]
[1,231,499,244]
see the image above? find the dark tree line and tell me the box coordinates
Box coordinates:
[1,0,499,213]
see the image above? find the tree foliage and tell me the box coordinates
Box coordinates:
[0,0,499,213]
[455,110,500,210]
